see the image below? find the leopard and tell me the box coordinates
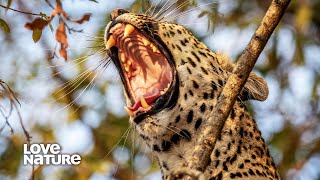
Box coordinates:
[104,8,280,180]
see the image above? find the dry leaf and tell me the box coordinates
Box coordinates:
[59,46,68,61]
[56,21,68,47]
[56,21,68,60]
[50,0,70,20]
[72,13,92,24]
[24,18,49,30]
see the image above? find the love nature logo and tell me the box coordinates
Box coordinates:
[23,143,81,165]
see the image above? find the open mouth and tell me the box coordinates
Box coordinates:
[105,23,176,121]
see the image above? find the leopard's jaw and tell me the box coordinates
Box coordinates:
[105,9,279,180]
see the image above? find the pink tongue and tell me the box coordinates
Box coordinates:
[128,88,160,111]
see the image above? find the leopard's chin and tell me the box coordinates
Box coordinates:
[105,17,179,124]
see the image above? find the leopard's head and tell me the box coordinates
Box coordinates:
[104,9,268,138]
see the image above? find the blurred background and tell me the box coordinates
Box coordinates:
[0,0,319,179]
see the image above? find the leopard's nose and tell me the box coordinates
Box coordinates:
[111,9,129,20]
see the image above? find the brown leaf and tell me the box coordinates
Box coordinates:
[55,21,68,48]
[71,13,92,24]
[56,21,68,60]
[59,46,68,61]
[50,0,70,20]
[51,0,63,16]
[24,18,49,30]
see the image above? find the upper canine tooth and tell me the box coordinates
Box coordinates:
[124,24,135,37]
[140,96,150,109]
[106,35,116,50]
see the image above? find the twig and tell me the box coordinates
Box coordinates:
[0,4,42,16]
[173,0,292,176]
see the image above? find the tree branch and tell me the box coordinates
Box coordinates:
[0,4,42,16]
[184,0,291,174]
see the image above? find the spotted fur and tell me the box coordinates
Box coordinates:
[106,10,279,180]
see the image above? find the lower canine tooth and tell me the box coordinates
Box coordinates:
[124,106,134,117]
[106,35,116,50]
[140,96,150,109]
[124,24,135,37]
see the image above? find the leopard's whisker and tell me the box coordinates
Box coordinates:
[54,61,104,113]
[150,0,164,18]
[158,124,185,139]
[52,53,107,93]
[153,0,171,20]
[154,0,179,20]
[103,124,132,159]
[52,68,95,102]
[157,0,190,21]
[46,48,105,69]
[176,22,209,26]
[166,1,218,22]
[145,0,155,16]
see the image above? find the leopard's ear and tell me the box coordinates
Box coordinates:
[240,72,269,101]
[216,53,269,101]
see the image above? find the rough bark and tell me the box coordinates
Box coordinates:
[170,0,292,178]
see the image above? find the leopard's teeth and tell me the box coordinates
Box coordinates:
[124,106,134,117]
[160,90,165,95]
[152,45,158,53]
[162,84,170,93]
[106,35,116,50]
[143,38,151,46]
[140,96,150,109]
[125,66,129,72]
[120,53,126,63]
[124,24,135,37]
[150,43,160,53]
